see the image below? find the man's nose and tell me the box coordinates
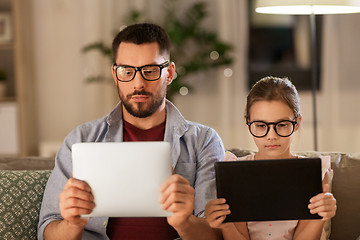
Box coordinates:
[132,70,146,89]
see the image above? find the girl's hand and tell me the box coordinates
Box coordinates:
[205,198,231,229]
[308,184,337,221]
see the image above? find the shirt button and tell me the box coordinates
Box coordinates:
[103,221,107,226]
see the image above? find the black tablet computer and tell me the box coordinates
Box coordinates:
[215,158,323,222]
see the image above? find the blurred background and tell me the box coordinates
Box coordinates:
[0,0,359,157]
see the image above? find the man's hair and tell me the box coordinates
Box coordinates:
[245,76,301,121]
[112,23,171,61]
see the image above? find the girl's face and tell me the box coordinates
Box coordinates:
[248,100,300,160]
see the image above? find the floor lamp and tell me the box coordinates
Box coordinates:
[255,0,360,151]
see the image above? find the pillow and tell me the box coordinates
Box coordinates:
[0,170,51,239]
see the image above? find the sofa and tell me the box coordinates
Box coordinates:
[0,151,359,240]
[0,157,54,239]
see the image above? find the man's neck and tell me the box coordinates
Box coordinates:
[122,103,166,130]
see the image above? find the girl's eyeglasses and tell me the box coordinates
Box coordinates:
[247,120,298,138]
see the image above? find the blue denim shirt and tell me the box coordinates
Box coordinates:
[38,100,225,240]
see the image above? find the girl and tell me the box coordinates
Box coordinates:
[205,77,337,240]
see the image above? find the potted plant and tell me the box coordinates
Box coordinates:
[0,70,7,98]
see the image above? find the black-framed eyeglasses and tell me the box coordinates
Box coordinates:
[113,61,170,82]
[246,120,298,138]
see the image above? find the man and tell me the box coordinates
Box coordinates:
[38,23,224,240]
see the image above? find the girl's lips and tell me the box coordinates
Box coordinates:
[266,145,280,149]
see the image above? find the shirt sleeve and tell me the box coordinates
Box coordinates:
[37,125,109,240]
[37,133,74,240]
[192,128,225,217]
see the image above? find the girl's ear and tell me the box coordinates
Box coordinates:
[295,115,302,132]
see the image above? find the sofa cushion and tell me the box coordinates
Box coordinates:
[329,153,360,240]
[0,170,51,239]
[290,151,360,240]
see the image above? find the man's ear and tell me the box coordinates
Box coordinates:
[111,65,118,85]
[166,62,176,86]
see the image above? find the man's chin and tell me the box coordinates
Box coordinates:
[122,97,164,118]
[129,110,153,118]
[127,105,153,118]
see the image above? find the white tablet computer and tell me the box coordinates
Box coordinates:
[72,142,172,217]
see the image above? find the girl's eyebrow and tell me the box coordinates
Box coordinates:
[250,117,295,122]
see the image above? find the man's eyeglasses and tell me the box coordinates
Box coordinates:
[113,61,170,82]
[246,120,298,138]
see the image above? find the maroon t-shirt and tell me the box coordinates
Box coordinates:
[106,120,179,239]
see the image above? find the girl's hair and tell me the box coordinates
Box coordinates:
[245,76,301,121]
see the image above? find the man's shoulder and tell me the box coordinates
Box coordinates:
[166,100,217,136]
[183,120,221,143]
[65,115,110,142]
[186,120,214,132]
[79,115,108,129]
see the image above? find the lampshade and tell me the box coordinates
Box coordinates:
[255,0,360,15]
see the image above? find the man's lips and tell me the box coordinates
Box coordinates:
[131,95,149,102]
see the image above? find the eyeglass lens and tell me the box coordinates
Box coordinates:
[116,65,161,81]
[249,120,295,137]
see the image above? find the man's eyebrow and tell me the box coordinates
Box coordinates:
[115,62,160,67]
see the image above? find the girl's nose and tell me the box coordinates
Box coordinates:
[267,125,278,139]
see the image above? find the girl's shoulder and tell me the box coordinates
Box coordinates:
[297,155,331,168]
[223,151,255,161]
[297,155,332,180]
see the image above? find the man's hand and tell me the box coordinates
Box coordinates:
[59,178,96,228]
[159,174,194,229]
[308,184,337,221]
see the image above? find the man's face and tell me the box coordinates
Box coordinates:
[112,42,174,118]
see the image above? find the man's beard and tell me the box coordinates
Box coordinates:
[118,88,166,118]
